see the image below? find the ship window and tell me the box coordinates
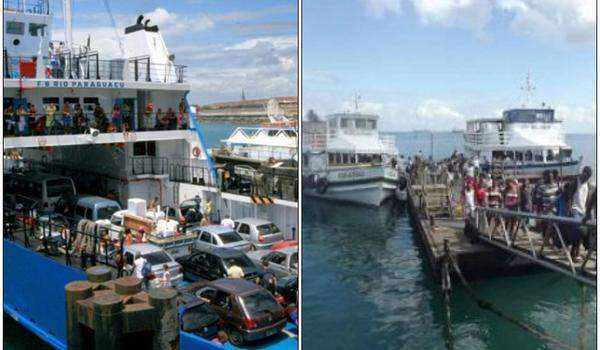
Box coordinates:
[515,152,523,162]
[525,151,533,161]
[64,97,80,104]
[29,23,45,36]
[133,141,156,156]
[534,151,543,162]
[341,118,351,128]
[83,97,100,104]
[328,119,337,128]
[546,150,554,161]
[367,120,376,129]
[42,97,60,104]
[7,21,25,35]
[355,119,367,129]
[505,151,514,160]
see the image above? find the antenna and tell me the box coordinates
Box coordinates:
[520,72,535,107]
[63,0,73,52]
[354,93,361,112]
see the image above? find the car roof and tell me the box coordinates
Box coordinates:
[196,247,246,258]
[76,195,120,207]
[235,217,271,225]
[210,278,261,294]
[124,243,164,255]
[195,225,236,234]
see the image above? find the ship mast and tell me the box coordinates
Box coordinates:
[520,72,535,108]
[354,93,361,112]
[63,0,73,52]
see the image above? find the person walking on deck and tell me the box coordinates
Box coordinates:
[568,166,593,261]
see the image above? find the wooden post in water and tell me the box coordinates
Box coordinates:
[148,288,180,350]
[65,281,93,350]
[93,292,124,349]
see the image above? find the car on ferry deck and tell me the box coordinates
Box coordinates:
[176,290,220,340]
[192,225,252,252]
[118,243,184,288]
[247,246,298,278]
[55,194,121,226]
[176,247,259,282]
[182,278,287,346]
[234,218,285,250]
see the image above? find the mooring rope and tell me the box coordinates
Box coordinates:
[446,252,575,350]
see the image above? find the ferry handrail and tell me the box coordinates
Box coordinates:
[184,94,217,184]
[475,207,596,227]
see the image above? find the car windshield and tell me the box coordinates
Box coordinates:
[180,199,200,216]
[219,231,244,244]
[224,256,254,269]
[290,252,298,269]
[110,215,122,226]
[143,251,172,265]
[46,179,74,197]
[97,206,120,220]
[257,223,281,235]
[239,290,280,318]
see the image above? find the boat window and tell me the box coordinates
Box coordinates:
[7,21,25,35]
[367,119,377,129]
[515,152,523,162]
[534,151,543,162]
[29,23,44,36]
[328,118,337,128]
[83,97,100,104]
[355,119,367,129]
[341,118,351,128]
[328,153,334,164]
[492,151,504,161]
[64,97,80,105]
[133,141,156,156]
[525,151,533,161]
[42,97,60,104]
[546,150,555,161]
[505,151,514,161]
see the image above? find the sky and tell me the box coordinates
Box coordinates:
[303,0,596,133]
[49,0,297,104]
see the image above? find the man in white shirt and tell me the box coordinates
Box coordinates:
[226,259,244,279]
[133,252,147,279]
[221,215,235,229]
[572,166,592,217]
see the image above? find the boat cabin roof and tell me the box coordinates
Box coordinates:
[502,109,556,123]
[326,113,379,120]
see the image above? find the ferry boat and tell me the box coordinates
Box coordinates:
[302,111,401,206]
[3,1,297,349]
[463,78,582,179]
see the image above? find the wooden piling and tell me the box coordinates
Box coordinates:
[86,265,113,283]
[65,281,93,350]
[92,292,124,350]
[148,288,180,350]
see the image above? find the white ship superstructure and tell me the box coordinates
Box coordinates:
[463,108,581,179]
[303,112,401,206]
[3,0,297,237]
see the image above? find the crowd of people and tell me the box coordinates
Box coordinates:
[3,100,190,136]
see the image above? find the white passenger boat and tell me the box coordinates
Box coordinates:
[464,106,581,180]
[303,112,401,206]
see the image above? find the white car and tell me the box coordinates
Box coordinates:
[246,246,298,278]
[192,225,252,252]
[117,243,184,288]
[234,218,285,250]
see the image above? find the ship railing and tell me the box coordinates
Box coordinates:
[130,156,169,176]
[3,52,186,83]
[3,206,127,271]
[463,131,512,146]
[168,163,298,201]
[3,0,49,14]
[472,207,596,285]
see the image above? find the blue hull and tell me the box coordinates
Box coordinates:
[4,240,297,350]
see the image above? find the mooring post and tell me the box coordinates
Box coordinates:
[65,281,93,350]
[148,288,180,350]
[86,265,113,283]
[93,292,124,350]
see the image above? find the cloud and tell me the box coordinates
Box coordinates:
[414,99,464,121]
[412,0,492,32]
[363,0,402,18]
[498,0,595,45]
[141,8,215,36]
[554,104,596,132]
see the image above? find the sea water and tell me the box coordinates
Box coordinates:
[303,132,596,350]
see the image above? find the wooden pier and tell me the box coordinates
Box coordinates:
[407,182,597,285]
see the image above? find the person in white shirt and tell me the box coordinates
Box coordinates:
[133,252,147,279]
[221,215,235,229]
[226,259,244,279]
[161,264,171,288]
[572,166,592,217]
[464,182,476,220]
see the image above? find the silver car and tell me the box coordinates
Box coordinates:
[234,218,284,250]
[193,225,252,252]
[119,243,184,288]
[246,246,298,278]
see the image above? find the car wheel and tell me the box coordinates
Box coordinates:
[228,328,245,347]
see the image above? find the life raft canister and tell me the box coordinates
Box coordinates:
[192,146,201,158]
[316,177,328,194]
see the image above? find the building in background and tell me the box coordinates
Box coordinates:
[195,96,298,124]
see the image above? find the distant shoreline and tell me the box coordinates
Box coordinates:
[197,116,266,125]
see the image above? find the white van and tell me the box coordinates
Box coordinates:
[6,172,76,209]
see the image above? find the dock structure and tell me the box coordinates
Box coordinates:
[407,177,597,284]
[65,266,179,350]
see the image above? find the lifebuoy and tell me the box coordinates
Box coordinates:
[192,146,201,158]
[316,177,328,194]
